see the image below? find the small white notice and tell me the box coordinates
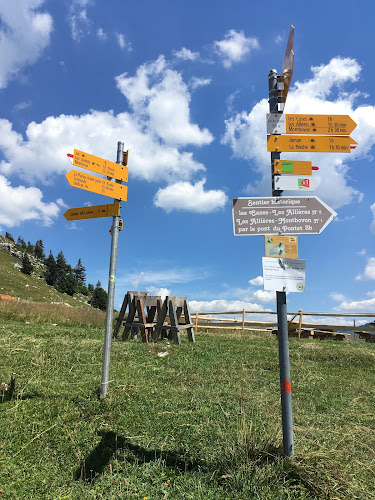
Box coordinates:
[262,257,306,293]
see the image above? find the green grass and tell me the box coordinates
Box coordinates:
[0,319,374,499]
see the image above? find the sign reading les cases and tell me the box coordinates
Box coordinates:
[232,197,337,235]
[267,114,357,135]
[72,149,128,182]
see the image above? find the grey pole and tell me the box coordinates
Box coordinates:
[268,69,294,457]
[100,141,124,398]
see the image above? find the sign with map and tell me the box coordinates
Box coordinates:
[265,235,298,259]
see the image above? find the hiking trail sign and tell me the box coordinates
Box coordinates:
[65,170,127,200]
[69,149,128,181]
[274,175,320,191]
[274,159,318,176]
[267,114,357,135]
[267,134,358,153]
[232,196,337,235]
[64,202,121,221]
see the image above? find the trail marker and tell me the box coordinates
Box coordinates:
[267,113,357,135]
[274,159,318,176]
[65,170,127,200]
[274,175,320,191]
[267,134,358,153]
[69,149,128,181]
[262,257,306,293]
[232,196,337,235]
[64,203,120,221]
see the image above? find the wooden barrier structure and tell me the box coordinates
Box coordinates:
[191,310,375,342]
[113,292,195,344]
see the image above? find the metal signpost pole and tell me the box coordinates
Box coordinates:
[268,69,294,457]
[100,141,124,399]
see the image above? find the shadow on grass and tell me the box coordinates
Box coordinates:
[74,430,204,484]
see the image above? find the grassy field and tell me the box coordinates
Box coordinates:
[0,310,374,499]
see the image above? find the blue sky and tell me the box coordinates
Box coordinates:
[1,0,375,323]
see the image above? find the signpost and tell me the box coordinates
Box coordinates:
[232,196,337,235]
[274,159,318,176]
[267,113,357,135]
[64,203,120,221]
[70,149,128,181]
[65,170,127,200]
[274,175,320,191]
[265,235,298,259]
[262,257,306,292]
[267,134,358,153]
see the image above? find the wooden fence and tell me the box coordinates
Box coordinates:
[190,310,375,340]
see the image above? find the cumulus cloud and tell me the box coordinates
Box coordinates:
[330,292,347,302]
[173,47,199,61]
[189,299,269,313]
[146,287,170,300]
[252,290,275,303]
[222,57,375,210]
[154,179,228,213]
[355,257,375,280]
[333,297,375,313]
[214,29,259,68]
[0,175,59,227]
[0,0,53,88]
[249,276,263,286]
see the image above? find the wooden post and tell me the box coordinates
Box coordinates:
[353,319,356,341]
[242,309,245,336]
[298,309,303,340]
[195,310,199,337]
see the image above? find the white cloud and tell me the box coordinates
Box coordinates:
[173,47,199,61]
[116,33,132,52]
[357,249,366,256]
[0,175,59,228]
[330,292,346,302]
[154,179,228,213]
[123,268,209,288]
[189,299,269,313]
[214,29,259,68]
[355,257,375,280]
[13,101,32,112]
[252,290,275,303]
[370,203,375,234]
[249,276,263,286]
[275,35,283,45]
[69,0,91,41]
[0,0,53,88]
[146,287,170,300]
[222,57,375,210]
[97,28,107,41]
[333,297,375,313]
[190,77,211,90]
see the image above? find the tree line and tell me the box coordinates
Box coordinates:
[3,232,108,310]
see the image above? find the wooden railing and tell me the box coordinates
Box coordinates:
[190,310,375,340]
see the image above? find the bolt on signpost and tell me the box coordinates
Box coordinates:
[65,142,128,398]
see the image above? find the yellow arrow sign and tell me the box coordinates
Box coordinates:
[267,114,357,135]
[65,170,127,200]
[72,149,128,182]
[267,135,358,153]
[274,160,318,175]
[64,203,120,221]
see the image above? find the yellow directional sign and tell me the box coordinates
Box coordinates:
[65,170,127,200]
[267,114,357,135]
[274,159,317,175]
[267,134,358,153]
[64,203,120,221]
[72,149,128,182]
[265,235,298,259]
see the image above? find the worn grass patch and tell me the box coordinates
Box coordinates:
[0,322,374,499]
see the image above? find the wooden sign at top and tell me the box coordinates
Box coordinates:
[72,149,128,182]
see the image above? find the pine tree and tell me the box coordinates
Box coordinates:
[34,240,45,260]
[90,281,108,310]
[5,232,14,243]
[26,241,35,255]
[45,251,57,286]
[74,258,86,285]
[21,252,33,275]
[17,237,26,248]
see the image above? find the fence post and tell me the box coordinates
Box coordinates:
[242,309,245,336]
[195,310,199,337]
[298,309,303,340]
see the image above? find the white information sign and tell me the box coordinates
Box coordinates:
[262,257,306,293]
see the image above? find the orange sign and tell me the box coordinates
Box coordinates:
[72,149,128,182]
[274,160,315,175]
[64,203,120,221]
[265,235,298,259]
[65,170,127,200]
[267,135,358,153]
[285,114,357,135]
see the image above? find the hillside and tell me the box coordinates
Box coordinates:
[0,236,90,307]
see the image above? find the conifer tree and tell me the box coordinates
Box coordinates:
[74,258,86,285]
[17,236,26,248]
[34,240,45,260]
[26,241,35,255]
[21,252,33,275]
[90,280,108,310]
[5,232,14,242]
[45,251,57,286]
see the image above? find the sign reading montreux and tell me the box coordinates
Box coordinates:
[232,196,337,236]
